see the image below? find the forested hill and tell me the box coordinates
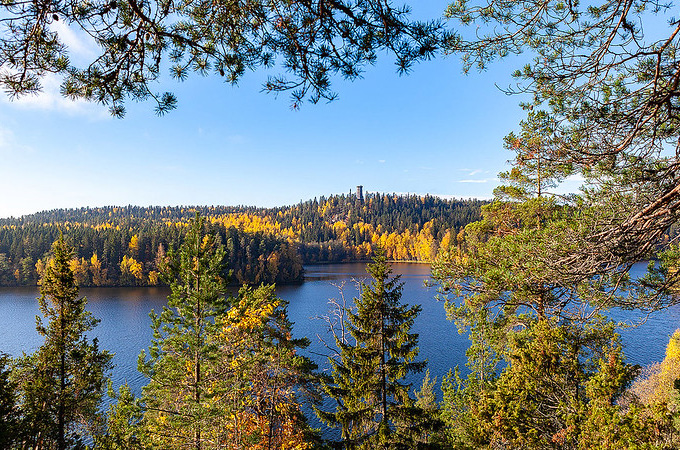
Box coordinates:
[0,193,485,287]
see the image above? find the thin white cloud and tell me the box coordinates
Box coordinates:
[0,125,33,156]
[0,22,103,119]
[459,179,490,183]
[49,20,98,61]
[0,126,12,149]
[437,193,494,201]
[550,173,587,196]
[378,159,386,163]
[459,168,489,176]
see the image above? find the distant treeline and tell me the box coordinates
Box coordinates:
[0,193,485,287]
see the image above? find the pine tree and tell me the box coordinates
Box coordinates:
[138,213,229,449]
[15,235,112,449]
[430,124,672,448]
[0,0,440,115]
[318,251,432,449]
[445,0,680,297]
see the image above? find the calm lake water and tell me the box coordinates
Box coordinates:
[1,262,679,397]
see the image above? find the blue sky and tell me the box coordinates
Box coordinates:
[0,2,533,219]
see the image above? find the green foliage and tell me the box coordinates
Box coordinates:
[14,235,112,449]
[318,251,435,449]
[411,370,445,448]
[440,318,660,450]
[578,344,656,450]
[440,366,488,449]
[138,214,229,448]
[433,197,636,331]
[497,111,573,201]
[95,384,148,449]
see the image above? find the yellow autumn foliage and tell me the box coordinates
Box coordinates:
[631,330,680,410]
[120,255,143,281]
[148,270,159,286]
[128,234,140,256]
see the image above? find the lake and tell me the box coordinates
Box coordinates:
[1,262,679,398]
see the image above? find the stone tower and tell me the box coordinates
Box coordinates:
[356,185,364,202]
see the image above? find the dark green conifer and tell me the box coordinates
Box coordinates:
[318,251,434,449]
[15,235,112,449]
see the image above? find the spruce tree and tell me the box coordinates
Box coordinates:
[318,251,431,449]
[138,213,229,449]
[15,235,112,449]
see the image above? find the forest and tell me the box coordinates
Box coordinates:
[2,211,680,449]
[0,194,484,287]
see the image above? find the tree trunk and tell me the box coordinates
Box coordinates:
[380,293,387,440]
[58,297,65,450]
[194,252,202,450]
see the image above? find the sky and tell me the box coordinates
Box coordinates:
[0,2,538,219]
